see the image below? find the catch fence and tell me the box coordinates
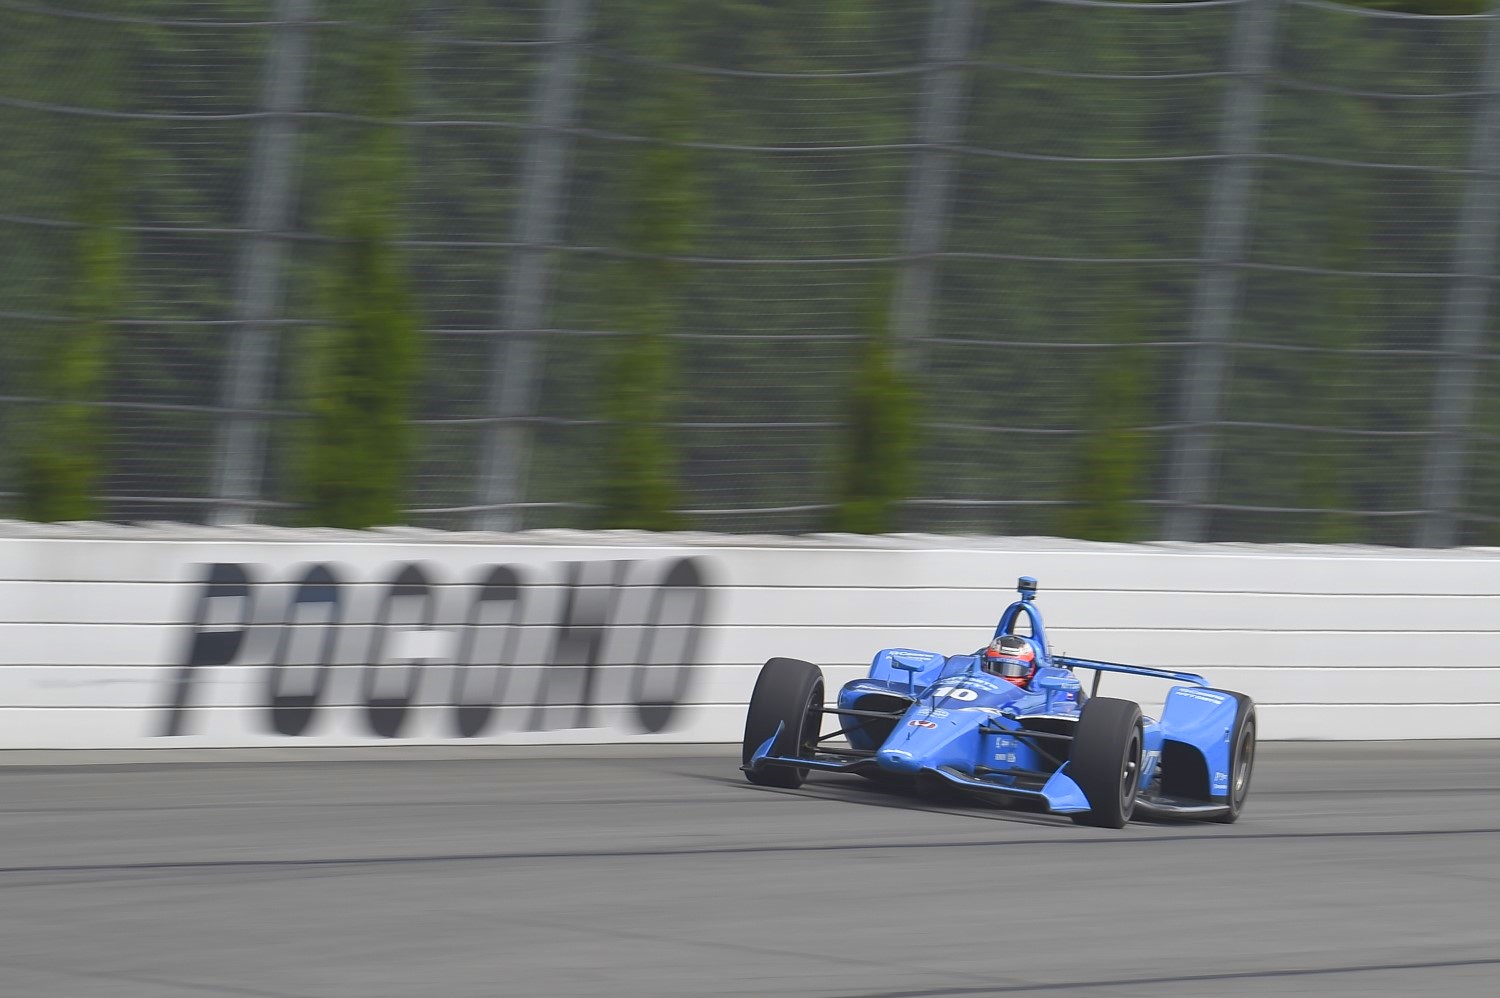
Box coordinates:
[1,0,1498,544]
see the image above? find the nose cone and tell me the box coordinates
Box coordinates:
[877,746,924,773]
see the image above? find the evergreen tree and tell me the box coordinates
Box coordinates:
[3,0,1494,535]
[294,1,420,528]
[1061,296,1151,541]
[829,277,915,534]
[16,183,123,522]
[595,2,704,530]
[13,17,126,522]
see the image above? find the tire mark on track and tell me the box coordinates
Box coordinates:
[822,955,1500,997]
[0,957,314,998]
[0,795,714,815]
[1254,786,1500,797]
[501,912,1011,992]
[11,781,1477,817]
[2,824,1498,886]
[691,768,1500,821]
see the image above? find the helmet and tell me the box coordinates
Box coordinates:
[983,634,1036,687]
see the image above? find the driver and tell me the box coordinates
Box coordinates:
[982,634,1037,688]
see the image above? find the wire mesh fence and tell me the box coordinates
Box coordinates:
[2,0,1498,544]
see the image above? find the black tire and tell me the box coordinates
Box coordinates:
[1211,695,1257,824]
[742,658,825,788]
[1068,697,1143,828]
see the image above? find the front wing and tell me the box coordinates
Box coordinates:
[742,721,1092,813]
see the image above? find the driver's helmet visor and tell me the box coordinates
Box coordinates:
[986,655,1032,680]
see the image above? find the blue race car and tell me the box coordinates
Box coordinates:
[741,576,1256,827]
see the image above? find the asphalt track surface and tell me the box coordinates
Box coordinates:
[0,744,1496,998]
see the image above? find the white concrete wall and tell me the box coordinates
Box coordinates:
[2,521,1498,747]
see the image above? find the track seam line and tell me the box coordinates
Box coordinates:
[819,955,1500,997]
[2,825,1498,880]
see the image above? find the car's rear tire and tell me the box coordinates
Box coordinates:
[1068,697,1143,828]
[1211,696,1257,824]
[742,658,825,789]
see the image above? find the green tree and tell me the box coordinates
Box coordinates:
[12,13,128,522]
[6,0,1493,535]
[294,1,420,528]
[596,151,695,530]
[829,278,914,534]
[594,3,705,530]
[1060,297,1151,542]
[16,184,123,522]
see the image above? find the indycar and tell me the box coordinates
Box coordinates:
[741,577,1256,827]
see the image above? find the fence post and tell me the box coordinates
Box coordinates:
[474,0,591,532]
[890,0,979,374]
[1416,11,1500,549]
[210,0,314,524]
[1162,0,1277,542]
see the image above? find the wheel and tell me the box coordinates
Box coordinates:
[1211,696,1257,824]
[742,658,825,788]
[1068,697,1143,828]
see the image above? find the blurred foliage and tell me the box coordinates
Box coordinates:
[1,0,1497,542]
[1060,295,1152,542]
[8,14,128,522]
[293,0,421,528]
[16,181,123,522]
[531,0,916,531]
[829,276,915,534]
[594,0,704,531]
[925,0,1222,538]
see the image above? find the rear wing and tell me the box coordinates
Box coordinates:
[1053,655,1209,697]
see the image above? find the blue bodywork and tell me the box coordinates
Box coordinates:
[745,577,1246,819]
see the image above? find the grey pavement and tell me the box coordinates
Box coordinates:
[0,742,1495,997]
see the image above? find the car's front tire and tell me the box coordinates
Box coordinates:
[1068,697,1143,828]
[1211,696,1257,824]
[742,657,825,788]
